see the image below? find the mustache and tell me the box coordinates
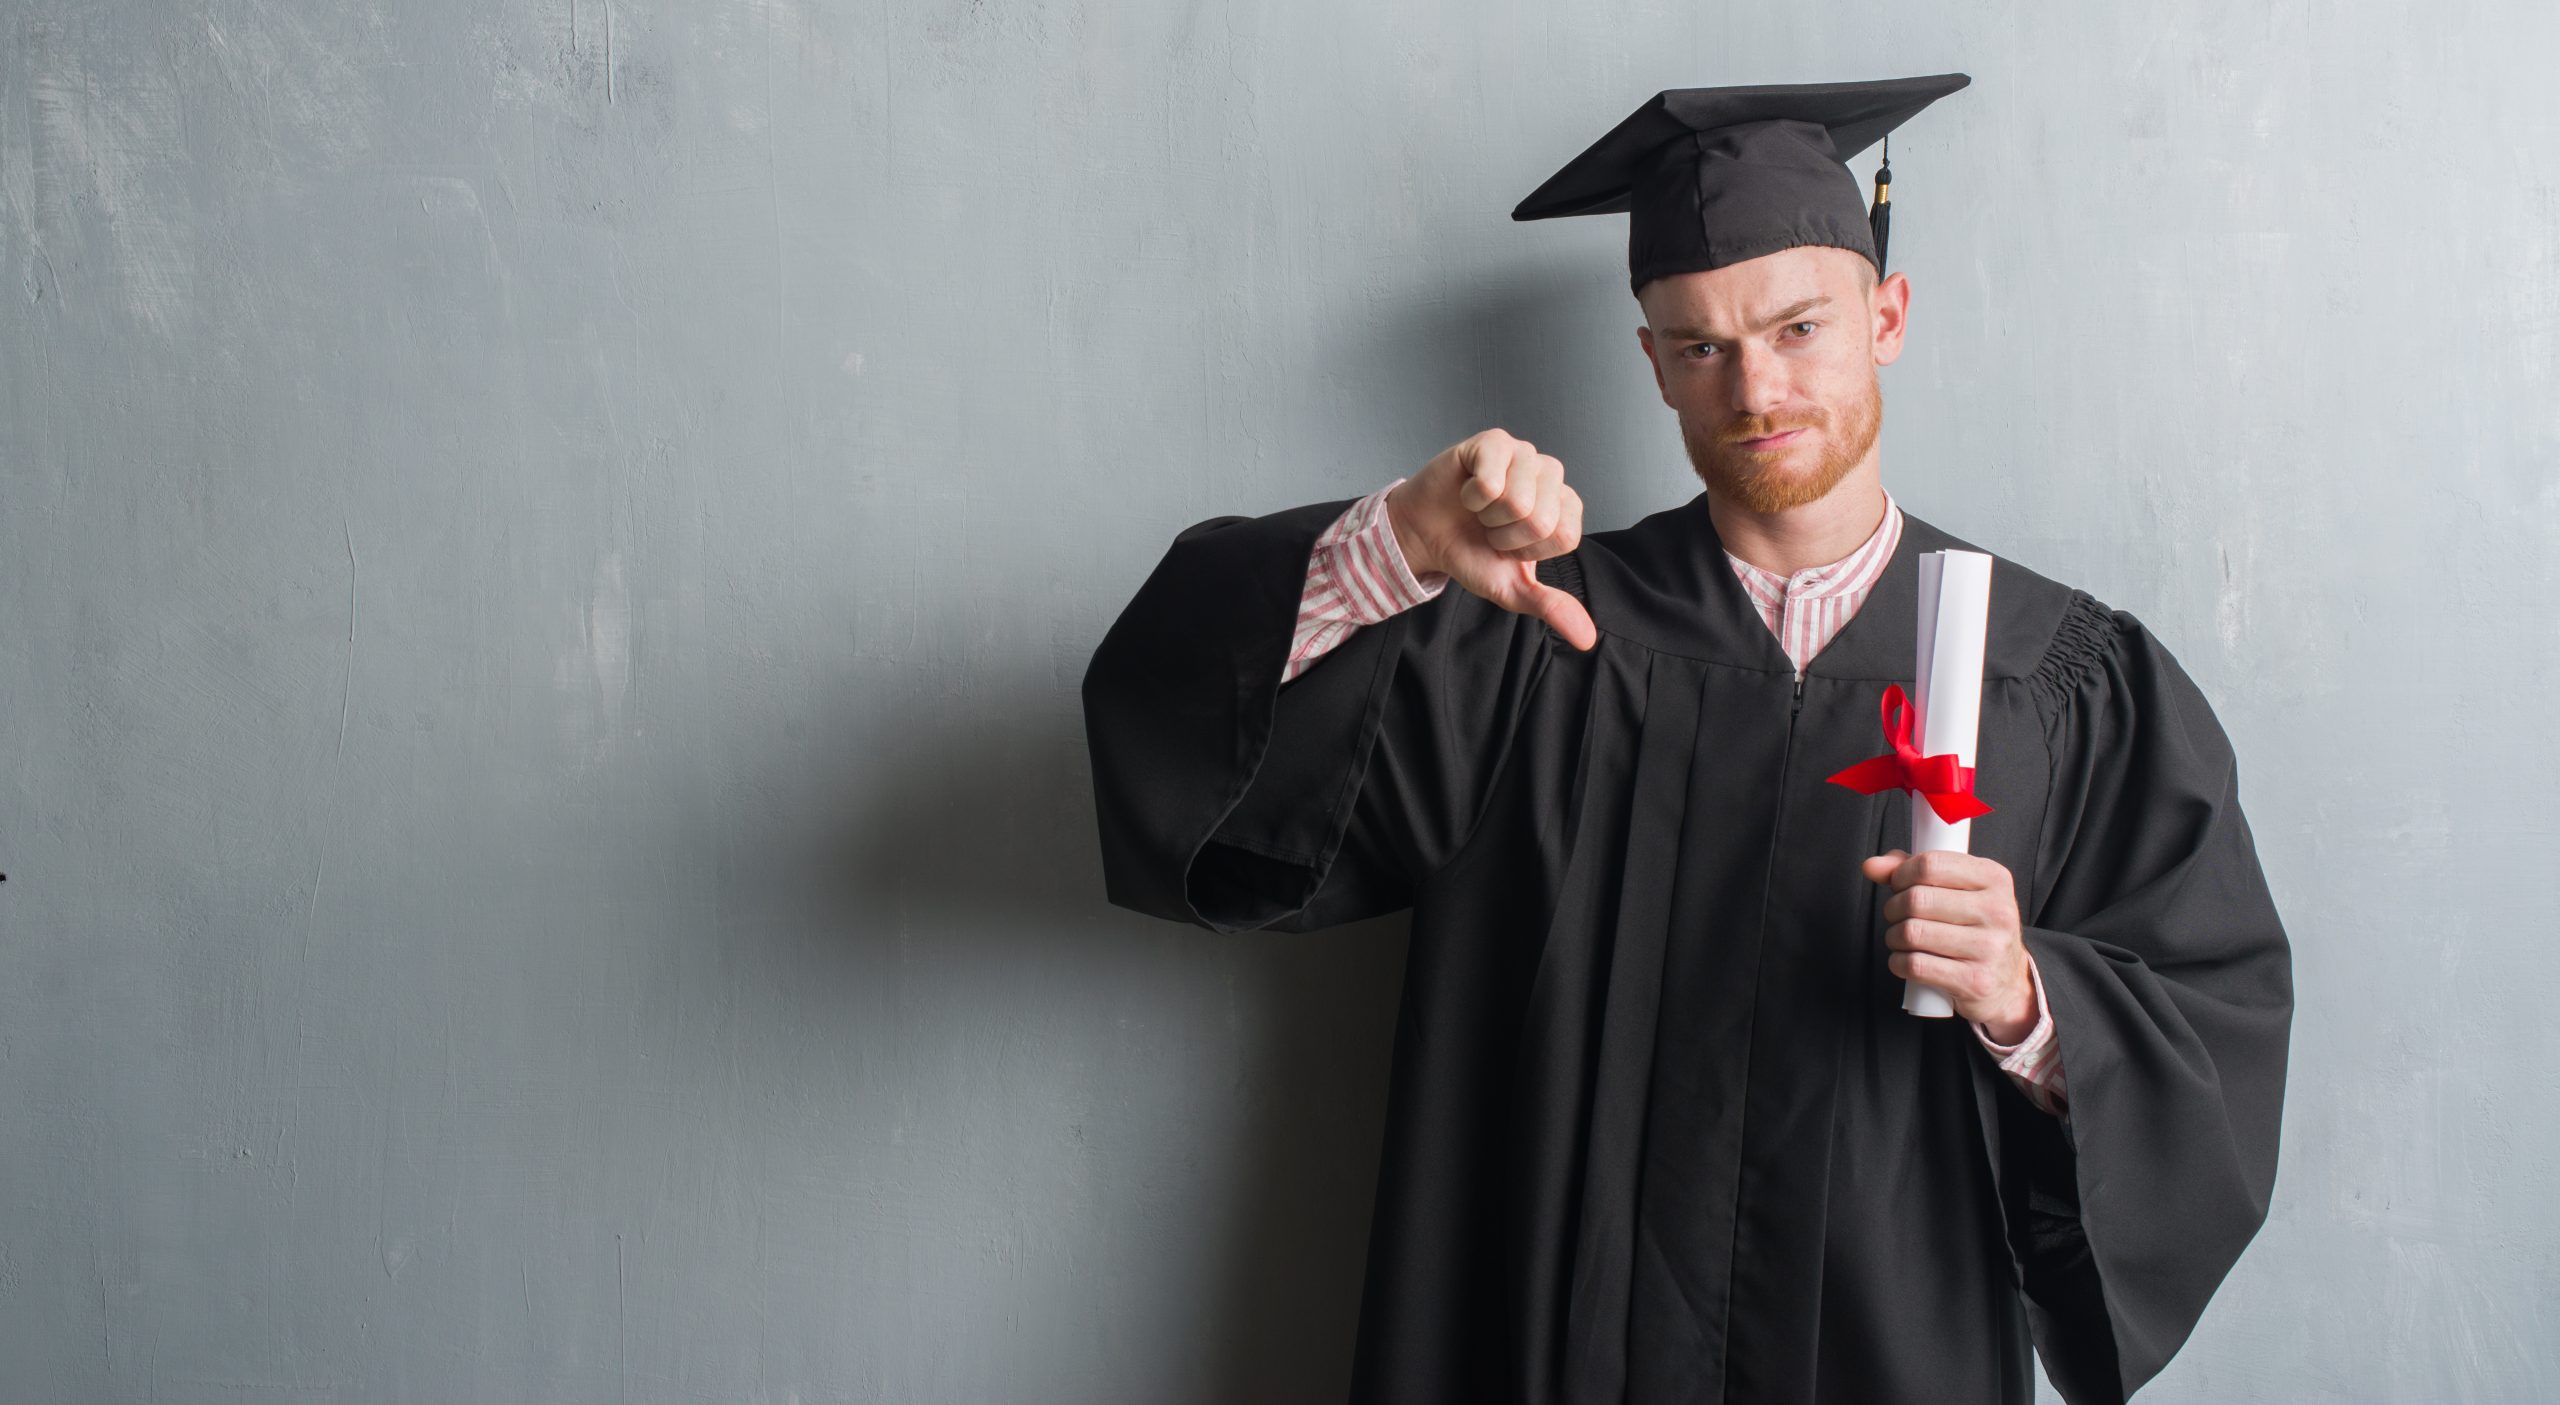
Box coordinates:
[1720,413,1823,444]
[1720,412,1822,442]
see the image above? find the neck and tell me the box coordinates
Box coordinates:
[1707,465,1889,577]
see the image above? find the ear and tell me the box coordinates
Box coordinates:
[1635,324,1671,405]
[1871,271,1911,369]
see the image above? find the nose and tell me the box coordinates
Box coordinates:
[1730,342,1789,419]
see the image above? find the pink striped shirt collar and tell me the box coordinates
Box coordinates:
[1722,486,1902,600]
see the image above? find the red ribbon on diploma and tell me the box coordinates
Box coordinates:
[1826,683,1994,823]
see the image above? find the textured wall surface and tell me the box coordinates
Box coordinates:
[2,1,2552,1400]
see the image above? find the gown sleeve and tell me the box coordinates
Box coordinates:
[1080,495,1561,935]
[1996,592,2295,1404]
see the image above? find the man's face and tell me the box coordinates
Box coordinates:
[1635,245,1908,514]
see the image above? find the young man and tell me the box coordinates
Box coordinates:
[1082,74,2292,1404]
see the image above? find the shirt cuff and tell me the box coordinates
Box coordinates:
[1973,949,2064,1094]
[1337,476,1450,617]
[1283,478,1451,685]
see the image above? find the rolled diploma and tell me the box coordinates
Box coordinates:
[1902,549,1994,1018]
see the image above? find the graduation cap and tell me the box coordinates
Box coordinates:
[1513,73,1972,294]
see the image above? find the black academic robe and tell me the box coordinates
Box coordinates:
[1080,487,2293,1404]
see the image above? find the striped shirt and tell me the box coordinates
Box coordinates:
[1728,486,1905,678]
[1281,477,2067,1115]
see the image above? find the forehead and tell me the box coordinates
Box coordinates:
[1639,245,1868,330]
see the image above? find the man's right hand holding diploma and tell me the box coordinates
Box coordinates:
[1860,847,2037,1042]
[1384,428,1600,652]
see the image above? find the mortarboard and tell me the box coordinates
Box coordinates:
[1512,73,1972,294]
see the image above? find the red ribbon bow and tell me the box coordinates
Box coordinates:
[1825,683,1994,823]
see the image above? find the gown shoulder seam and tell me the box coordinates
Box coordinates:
[1535,549,1589,604]
[2025,589,2117,725]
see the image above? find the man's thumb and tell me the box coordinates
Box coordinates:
[1531,583,1599,652]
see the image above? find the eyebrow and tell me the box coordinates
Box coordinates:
[1659,295,1833,342]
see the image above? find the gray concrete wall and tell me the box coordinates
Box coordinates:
[1,0,2549,1399]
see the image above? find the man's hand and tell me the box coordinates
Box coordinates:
[1860,848,2036,1041]
[1385,428,1598,651]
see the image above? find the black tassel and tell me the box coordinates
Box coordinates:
[1867,133,1893,276]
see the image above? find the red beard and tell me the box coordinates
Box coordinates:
[1681,371,1883,514]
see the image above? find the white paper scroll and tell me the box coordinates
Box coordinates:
[1903,549,1994,1018]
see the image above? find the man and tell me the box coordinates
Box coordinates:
[1081,73,2292,1404]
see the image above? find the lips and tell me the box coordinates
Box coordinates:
[1734,428,1807,449]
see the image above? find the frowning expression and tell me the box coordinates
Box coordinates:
[1635,244,1908,514]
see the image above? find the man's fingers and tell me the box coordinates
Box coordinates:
[1485,450,1550,530]
[1488,459,1564,550]
[1456,431,1530,512]
[1437,435,1592,651]
[1475,443,1544,527]
[1882,883,1992,927]
[1528,464,1566,545]
[1886,848,1996,892]
[1885,951,1994,1004]
[1883,916,1996,961]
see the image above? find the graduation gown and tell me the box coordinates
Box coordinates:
[1080,487,2293,1404]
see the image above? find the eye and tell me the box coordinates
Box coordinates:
[1682,343,1715,360]
[1786,320,1818,338]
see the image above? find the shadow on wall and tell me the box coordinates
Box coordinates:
[714,658,1405,1399]
[1332,260,1664,523]
[720,267,1626,1398]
